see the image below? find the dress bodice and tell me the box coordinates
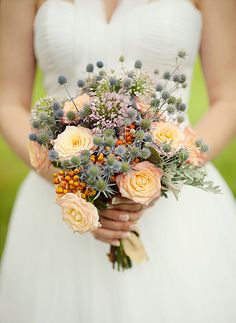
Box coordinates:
[34,0,202,104]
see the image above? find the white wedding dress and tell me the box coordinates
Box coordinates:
[0,0,236,322]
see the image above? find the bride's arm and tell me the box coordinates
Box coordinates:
[194,0,236,160]
[0,0,57,180]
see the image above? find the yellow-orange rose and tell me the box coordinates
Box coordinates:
[151,121,184,149]
[28,140,51,173]
[183,127,205,166]
[57,193,101,233]
[54,125,93,160]
[116,161,162,205]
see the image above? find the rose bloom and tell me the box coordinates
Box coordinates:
[116,161,162,205]
[151,121,185,149]
[54,125,93,160]
[135,96,151,114]
[183,127,205,166]
[28,140,51,173]
[62,94,90,123]
[57,193,101,234]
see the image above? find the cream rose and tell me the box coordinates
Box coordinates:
[28,140,51,173]
[183,127,205,166]
[151,121,185,149]
[54,126,93,160]
[116,161,162,205]
[57,193,101,233]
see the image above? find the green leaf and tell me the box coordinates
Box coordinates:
[147,147,161,166]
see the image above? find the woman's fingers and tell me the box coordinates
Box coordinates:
[99,209,143,222]
[92,227,131,242]
[99,217,138,232]
[108,202,144,212]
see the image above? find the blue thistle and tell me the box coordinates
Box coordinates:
[77,79,85,88]
[156,84,163,92]
[119,55,125,63]
[162,91,170,100]
[130,146,139,158]
[162,143,172,153]
[134,60,142,69]
[58,75,67,85]
[135,130,145,140]
[140,119,151,130]
[39,112,48,122]
[88,165,101,177]
[37,132,49,145]
[95,178,108,192]
[150,98,160,108]
[113,160,121,172]
[166,105,175,114]
[115,145,126,156]
[177,115,185,123]
[144,133,153,142]
[109,77,116,87]
[178,148,189,162]
[104,136,116,147]
[52,101,61,111]
[123,77,133,88]
[71,156,81,166]
[66,111,76,121]
[107,155,116,166]
[163,71,171,80]
[48,149,58,160]
[178,50,186,59]
[120,162,131,173]
[31,119,41,129]
[96,61,104,68]
[55,109,64,118]
[29,133,37,141]
[86,63,94,73]
[140,147,151,159]
[177,103,187,112]
[104,129,115,137]
[93,136,103,146]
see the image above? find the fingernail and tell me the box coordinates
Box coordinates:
[112,196,123,205]
[119,214,129,221]
[129,224,139,232]
[111,240,120,247]
[106,204,114,209]
[121,232,131,239]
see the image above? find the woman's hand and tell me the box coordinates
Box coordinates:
[92,197,144,246]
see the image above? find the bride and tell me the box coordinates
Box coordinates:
[0,0,236,322]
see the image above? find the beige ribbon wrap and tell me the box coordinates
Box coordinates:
[112,196,149,264]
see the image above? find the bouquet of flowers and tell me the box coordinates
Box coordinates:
[28,52,219,271]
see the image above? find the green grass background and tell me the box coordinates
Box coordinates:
[0,58,236,258]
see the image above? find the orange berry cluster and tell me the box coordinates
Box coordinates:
[52,169,96,199]
[116,124,136,146]
[90,153,105,164]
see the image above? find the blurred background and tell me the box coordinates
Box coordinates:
[0,58,236,258]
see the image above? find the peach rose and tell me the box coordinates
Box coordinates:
[63,94,90,115]
[57,193,101,234]
[116,161,162,205]
[54,125,93,160]
[136,96,151,114]
[151,121,185,149]
[28,140,51,173]
[62,94,90,123]
[183,127,205,166]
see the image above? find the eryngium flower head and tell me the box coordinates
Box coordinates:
[48,149,58,160]
[58,75,67,85]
